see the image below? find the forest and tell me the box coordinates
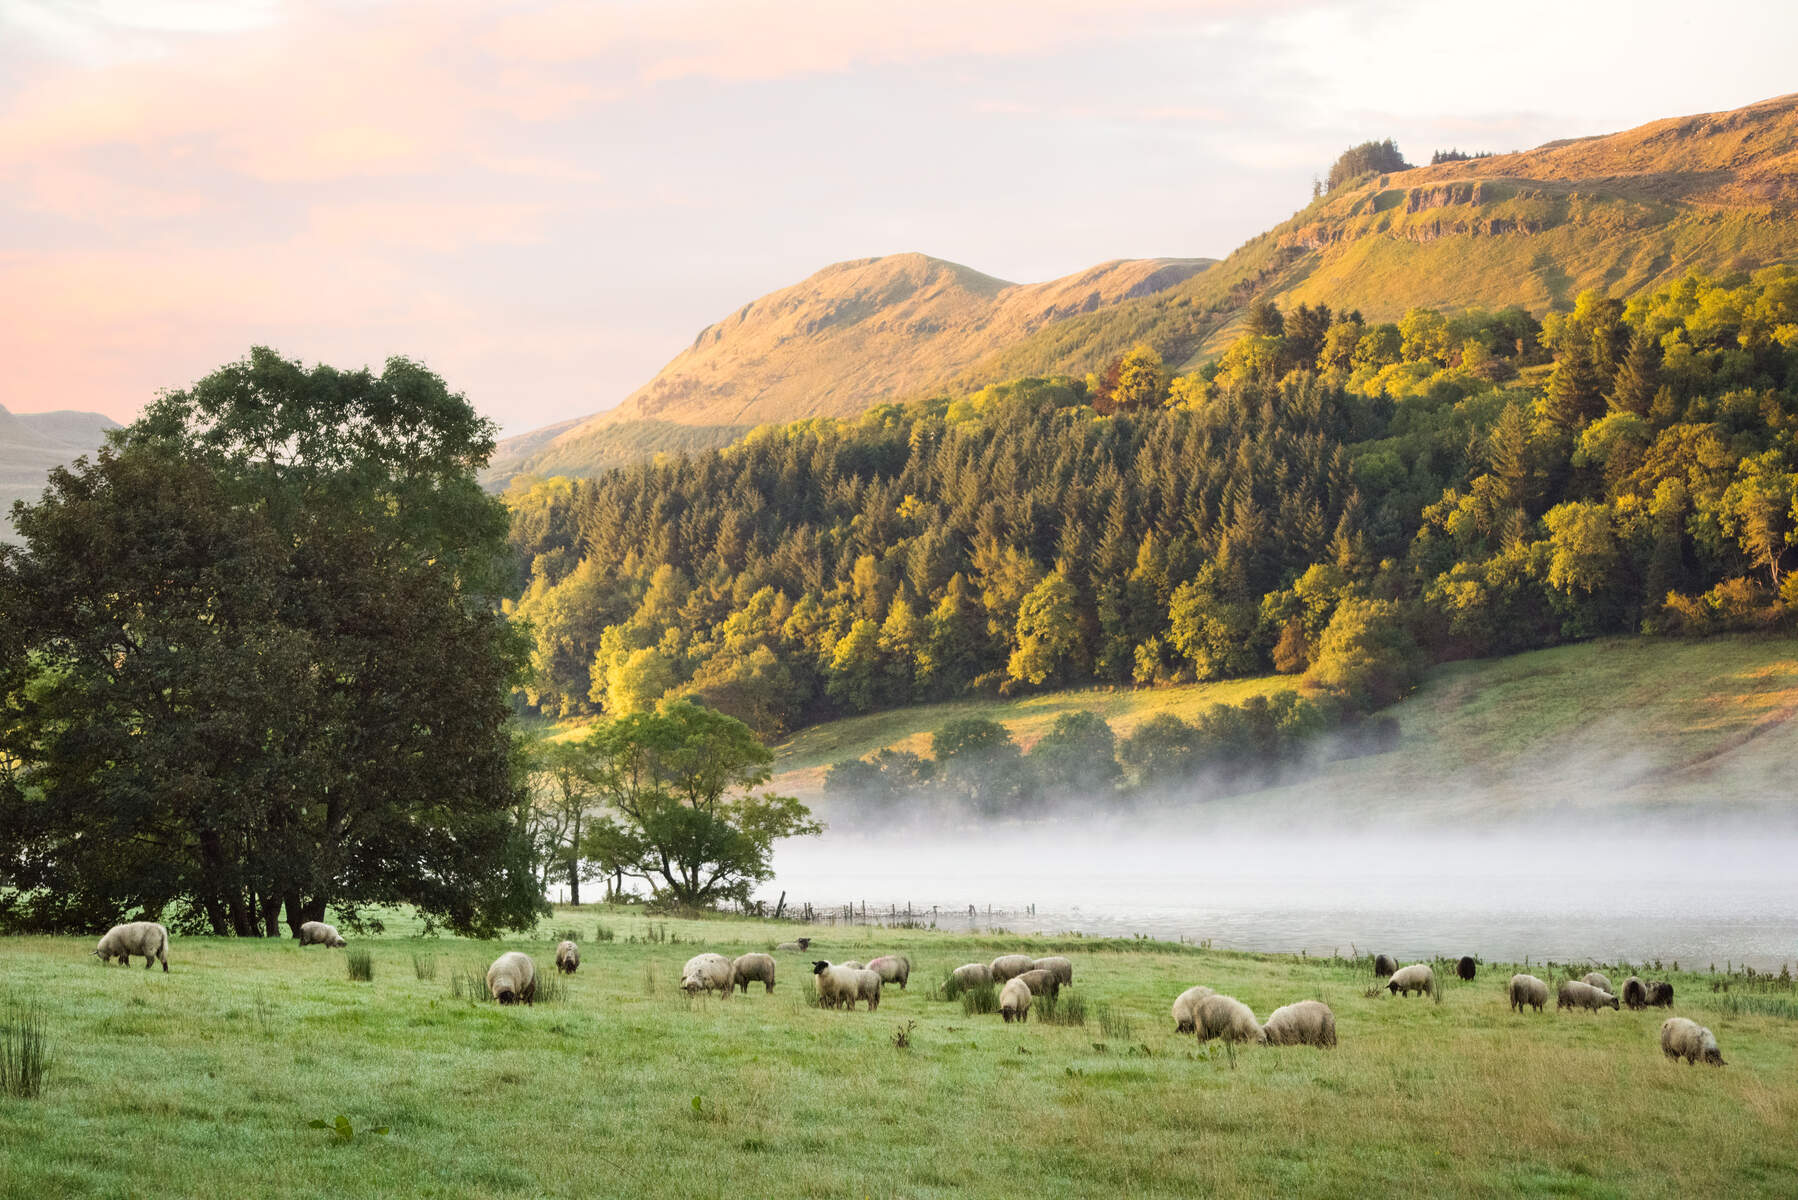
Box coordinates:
[505,267,1798,748]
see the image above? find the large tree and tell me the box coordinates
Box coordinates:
[0,348,542,937]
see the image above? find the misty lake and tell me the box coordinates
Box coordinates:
[756,823,1798,971]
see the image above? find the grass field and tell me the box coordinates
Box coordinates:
[3,907,1794,1198]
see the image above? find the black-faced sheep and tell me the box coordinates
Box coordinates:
[1196,994,1265,1044]
[681,953,734,999]
[1171,985,1215,1034]
[1660,1017,1725,1066]
[990,954,1036,982]
[1000,977,1032,1023]
[1373,954,1397,978]
[1033,956,1074,987]
[555,941,580,975]
[93,922,169,971]
[1582,971,1613,994]
[1263,1000,1336,1048]
[951,963,994,990]
[732,953,776,994]
[1014,968,1060,1000]
[811,961,879,1010]
[774,937,812,952]
[486,951,537,1005]
[867,955,910,989]
[297,921,346,948]
[1557,979,1618,1012]
[1621,976,1647,1010]
[1387,964,1434,998]
[1646,980,1674,1007]
[1508,973,1549,1013]
[1456,955,1476,982]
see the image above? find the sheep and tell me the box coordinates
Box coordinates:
[555,940,580,975]
[837,960,866,971]
[1508,973,1549,1013]
[93,921,169,971]
[1373,953,1398,978]
[1557,979,1618,1012]
[1263,1000,1336,1048]
[851,967,883,1011]
[1014,968,1060,1000]
[1000,977,1032,1023]
[486,951,537,1005]
[1387,963,1435,998]
[1582,971,1613,994]
[774,937,812,952]
[1646,980,1675,1007]
[732,953,776,994]
[1661,1017,1725,1066]
[1171,985,1215,1034]
[950,963,994,990]
[990,954,1036,982]
[297,921,346,948]
[1621,976,1648,1010]
[1196,994,1265,1044]
[1456,956,1476,982]
[681,953,734,999]
[811,961,880,1010]
[1033,956,1074,987]
[867,955,911,989]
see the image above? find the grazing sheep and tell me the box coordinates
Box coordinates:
[1000,977,1032,1023]
[1387,964,1435,999]
[990,954,1036,982]
[1014,968,1060,999]
[93,921,169,971]
[1263,1000,1336,1048]
[1582,971,1613,994]
[1646,980,1674,1007]
[1033,956,1074,987]
[555,941,580,975]
[681,953,734,999]
[1557,979,1618,1012]
[297,921,346,948]
[1508,973,1549,1014]
[1456,956,1476,982]
[774,937,812,952]
[1373,954,1398,978]
[851,967,882,1011]
[837,960,866,971]
[1197,994,1265,1044]
[951,963,994,990]
[1621,976,1647,1010]
[732,953,776,994]
[1661,1017,1725,1066]
[1171,985,1215,1034]
[867,955,911,989]
[486,951,537,1005]
[812,961,880,1010]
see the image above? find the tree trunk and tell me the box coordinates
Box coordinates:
[567,813,581,906]
[261,892,282,938]
[283,890,306,938]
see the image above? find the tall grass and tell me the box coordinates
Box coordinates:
[1096,1002,1133,1041]
[0,997,50,1099]
[534,968,566,1005]
[1709,993,1798,1020]
[450,963,488,1003]
[1038,991,1087,1027]
[345,949,373,982]
[553,928,580,944]
[958,982,999,1016]
[594,923,616,943]
[412,953,437,981]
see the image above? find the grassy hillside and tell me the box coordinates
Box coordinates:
[2,907,1792,1198]
[773,635,1798,816]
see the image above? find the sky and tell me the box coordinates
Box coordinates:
[2,0,1795,437]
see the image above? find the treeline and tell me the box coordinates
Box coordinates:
[507,267,1798,740]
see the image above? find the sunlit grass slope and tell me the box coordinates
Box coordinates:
[1,907,1794,1198]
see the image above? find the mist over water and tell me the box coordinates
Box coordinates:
[761,819,1798,970]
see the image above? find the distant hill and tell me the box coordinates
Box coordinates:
[1,404,120,542]
[487,253,1211,486]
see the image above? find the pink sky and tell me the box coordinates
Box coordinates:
[2,0,1794,436]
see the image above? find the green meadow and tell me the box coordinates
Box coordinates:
[3,907,1794,1199]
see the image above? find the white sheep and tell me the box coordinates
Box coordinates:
[1000,977,1032,1023]
[297,921,346,948]
[1032,956,1074,987]
[867,955,910,989]
[1263,1000,1336,1048]
[681,953,734,999]
[951,963,994,990]
[1197,994,1265,1044]
[1014,968,1060,999]
[837,960,866,971]
[1386,964,1435,999]
[851,967,882,1011]
[1660,1017,1725,1066]
[1508,973,1549,1013]
[1557,979,1618,1012]
[93,921,169,971]
[486,951,537,1005]
[774,937,812,952]
[811,961,880,1010]
[990,954,1036,982]
[1582,971,1614,994]
[732,953,776,994]
[555,941,580,975]
[1171,985,1215,1034]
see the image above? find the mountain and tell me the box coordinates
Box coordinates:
[488,253,1211,486]
[1,404,120,542]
